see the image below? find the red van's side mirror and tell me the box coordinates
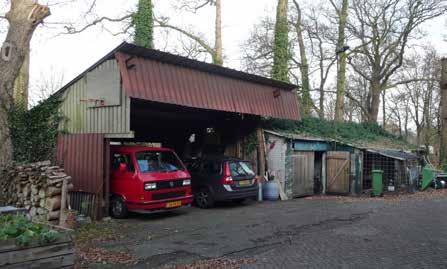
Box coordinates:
[119,163,127,172]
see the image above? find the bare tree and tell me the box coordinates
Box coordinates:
[241,17,276,78]
[303,5,337,118]
[347,0,446,123]
[290,0,312,115]
[157,0,223,65]
[330,0,349,122]
[243,1,336,118]
[0,0,50,168]
[400,49,440,146]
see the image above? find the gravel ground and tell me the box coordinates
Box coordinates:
[75,189,447,269]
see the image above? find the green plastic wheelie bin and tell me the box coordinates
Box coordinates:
[372,170,383,197]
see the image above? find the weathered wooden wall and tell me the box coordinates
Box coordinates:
[291,152,315,197]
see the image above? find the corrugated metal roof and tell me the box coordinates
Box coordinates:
[367,149,419,161]
[265,130,331,142]
[55,42,300,120]
[116,43,297,91]
[116,51,300,120]
[56,134,105,194]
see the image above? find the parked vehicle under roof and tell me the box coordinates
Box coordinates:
[110,145,193,218]
[185,156,259,208]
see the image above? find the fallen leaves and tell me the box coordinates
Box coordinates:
[77,246,137,266]
[74,222,137,267]
[304,188,447,204]
[161,257,256,269]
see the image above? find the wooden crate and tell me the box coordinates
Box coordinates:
[0,234,74,269]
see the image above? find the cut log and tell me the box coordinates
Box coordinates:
[45,195,61,211]
[29,207,37,217]
[46,186,61,197]
[47,210,60,221]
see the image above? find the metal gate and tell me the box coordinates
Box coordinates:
[292,152,314,197]
[326,151,350,194]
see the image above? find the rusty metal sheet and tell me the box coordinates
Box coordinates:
[115,52,300,120]
[56,134,104,194]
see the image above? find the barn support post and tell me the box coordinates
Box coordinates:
[257,128,266,177]
[322,152,327,194]
[440,58,447,170]
[103,138,111,217]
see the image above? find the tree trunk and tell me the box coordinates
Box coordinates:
[368,81,381,123]
[440,58,447,169]
[416,125,421,146]
[271,0,289,82]
[381,89,386,128]
[133,0,154,48]
[294,1,311,115]
[213,0,223,66]
[423,81,433,151]
[0,0,50,169]
[404,104,409,140]
[13,50,29,109]
[334,0,349,122]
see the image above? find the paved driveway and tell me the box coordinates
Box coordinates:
[79,191,447,268]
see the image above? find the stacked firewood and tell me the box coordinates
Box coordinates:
[0,161,73,222]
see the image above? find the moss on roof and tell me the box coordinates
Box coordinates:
[262,117,413,150]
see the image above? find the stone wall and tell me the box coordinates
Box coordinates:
[0,161,73,222]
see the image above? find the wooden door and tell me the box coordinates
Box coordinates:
[326,151,350,194]
[292,152,315,197]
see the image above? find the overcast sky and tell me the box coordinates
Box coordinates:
[1,0,445,104]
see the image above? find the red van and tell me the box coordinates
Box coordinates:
[109,146,193,218]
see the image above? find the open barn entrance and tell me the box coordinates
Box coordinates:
[119,99,261,169]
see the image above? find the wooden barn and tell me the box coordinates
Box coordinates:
[53,42,301,219]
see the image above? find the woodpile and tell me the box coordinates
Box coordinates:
[0,161,73,223]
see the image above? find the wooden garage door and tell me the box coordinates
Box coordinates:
[292,152,314,197]
[326,151,350,194]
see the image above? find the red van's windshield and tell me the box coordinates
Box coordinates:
[136,151,184,173]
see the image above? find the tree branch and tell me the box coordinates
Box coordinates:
[385,78,438,90]
[154,17,215,57]
[63,14,132,34]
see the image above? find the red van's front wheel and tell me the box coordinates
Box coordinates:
[111,197,128,218]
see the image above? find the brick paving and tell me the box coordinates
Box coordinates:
[82,192,447,268]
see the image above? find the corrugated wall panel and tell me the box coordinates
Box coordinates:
[56,134,104,194]
[59,60,131,135]
[116,53,300,120]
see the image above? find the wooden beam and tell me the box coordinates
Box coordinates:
[257,128,266,177]
[440,58,447,169]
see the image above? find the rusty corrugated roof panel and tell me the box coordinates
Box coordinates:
[116,51,300,120]
[56,134,104,194]
[54,42,299,98]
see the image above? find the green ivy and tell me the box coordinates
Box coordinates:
[9,98,62,163]
[133,0,154,48]
[263,117,407,144]
[243,132,258,155]
[271,0,290,82]
[0,215,60,247]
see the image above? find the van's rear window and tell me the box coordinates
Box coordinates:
[136,151,184,173]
